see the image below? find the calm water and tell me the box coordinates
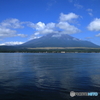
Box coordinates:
[0,53,100,100]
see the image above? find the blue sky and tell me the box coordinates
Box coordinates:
[0,0,100,45]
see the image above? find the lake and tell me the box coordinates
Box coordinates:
[0,53,100,100]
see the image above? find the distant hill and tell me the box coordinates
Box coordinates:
[21,33,99,48]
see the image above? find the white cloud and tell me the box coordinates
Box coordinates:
[26,22,35,28]
[46,23,56,29]
[87,18,100,31]
[88,13,93,16]
[30,29,58,40]
[95,33,100,37]
[0,13,80,41]
[37,23,56,34]
[0,28,27,38]
[29,31,42,40]
[0,13,78,41]
[35,22,45,30]
[57,22,80,34]
[0,41,24,46]
[0,28,17,37]
[87,9,93,16]
[0,19,27,39]
[74,4,83,9]
[28,22,57,39]
[59,13,79,22]
[17,34,27,37]
[0,18,24,29]
[28,13,80,39]
[58,13,80,34]
[29,35,41,40]
[39,29,55,34]
[27,22,56,30]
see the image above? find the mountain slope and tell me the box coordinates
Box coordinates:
[21,33,99,48]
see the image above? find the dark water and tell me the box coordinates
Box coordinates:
[0,53,100,100]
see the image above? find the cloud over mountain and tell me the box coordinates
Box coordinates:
[0,13,81,42]
[57,22,80,34]
[27,12,81,39]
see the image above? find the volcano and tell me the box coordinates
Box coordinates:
[21,33,99,48]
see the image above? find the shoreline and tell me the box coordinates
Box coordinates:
[1,51,100,53]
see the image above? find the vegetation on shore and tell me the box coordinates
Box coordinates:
[0,46,100,53]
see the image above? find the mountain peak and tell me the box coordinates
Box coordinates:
[22,33,99,48]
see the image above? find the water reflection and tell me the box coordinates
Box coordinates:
[0,53,100,100]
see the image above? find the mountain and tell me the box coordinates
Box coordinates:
[21,33,99,48]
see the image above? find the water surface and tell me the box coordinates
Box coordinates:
[0,53,100,100]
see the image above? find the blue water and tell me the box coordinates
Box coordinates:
[0,53,100,100]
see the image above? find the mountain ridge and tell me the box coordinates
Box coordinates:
[21,33,99,48]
